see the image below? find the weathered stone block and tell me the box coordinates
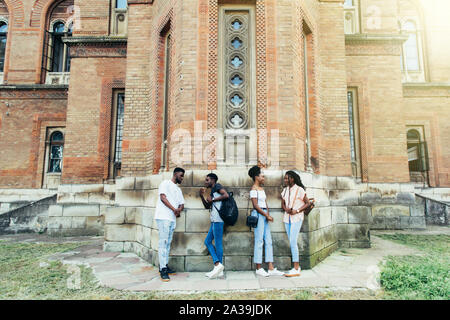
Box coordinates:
[148,174,164,189]
[329,190,359,206]
[135,177,151,190]
[309,225,337,254]
[142,227,152,247]
[105,207,125,224]
[372,205,410,217]
[71,184,104,193]
[57,193,75,203]
[410,216,426,229]
[150,227,159,250]
[170,233,208,255]
[185,209,212,232]
[318,207,333,229]
[261,169,283,187]
[213,169,253,188]
[88,193,112,204]
[332,206,348,224]
[370,216,386,229]
[105,224,135,242]
[86,216,104,233]
[73,192,90,204]
[63,204,100,217]
[385,217,401,229]
[174,211,186,232]
[48,205,63,217]
[136,225,144,244]
[348,206,372,224]
[223,232,254,255]
[71,217,87,229]
[185,256,214,272]
[47,217,72,229]
[115,177,136,191]
[410,204,424,217]
[396,192,416,205]
[141,208,154,228]
[336,224,369,241]
[115,190,146,206]
[103,241,124,252]
[360,192,382,205]
[336,176,357,190]
[125,207,141,224]
[224,256,252,271]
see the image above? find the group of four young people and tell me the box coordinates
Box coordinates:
[155,166,313,282]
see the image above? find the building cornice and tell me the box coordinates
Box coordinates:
[403,82,450,88]
[63,36,127,58]
[0,84,68,90]
[346,34,409,44]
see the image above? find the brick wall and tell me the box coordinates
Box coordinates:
[0,87,67,188]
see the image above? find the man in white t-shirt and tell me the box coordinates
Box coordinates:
[155,167,185,282]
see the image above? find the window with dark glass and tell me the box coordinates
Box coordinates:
[114,93,125,166]
[0,21,7,72]
[109,92,125,179]
[49,131,64,173]
[51,22,72,73]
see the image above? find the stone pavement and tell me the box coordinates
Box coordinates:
[2,227,447,293]
[44,231,429,292]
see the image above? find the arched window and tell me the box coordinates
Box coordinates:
[50,21,72,73]
[407,128,429,184]
[402,21,420,71]
[42,0,74,84]
[0,21,7,73]
[48,131,64,173]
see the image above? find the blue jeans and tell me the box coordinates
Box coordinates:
[204,222,224,264]
[252,209,273,264]
[156,219,176,271]
[284,219,303,263]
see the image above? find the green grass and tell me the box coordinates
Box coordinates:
[377,234,450,300]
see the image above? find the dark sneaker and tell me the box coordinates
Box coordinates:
[160,268,170,282]
[166,265,176,275]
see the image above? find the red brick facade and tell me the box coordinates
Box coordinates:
[0,0,449,188]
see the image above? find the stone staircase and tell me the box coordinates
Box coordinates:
[0,194,57,234]
[415,193,449,226]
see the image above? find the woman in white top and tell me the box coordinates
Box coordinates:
[281,170,313,277]
[248,166,284,277]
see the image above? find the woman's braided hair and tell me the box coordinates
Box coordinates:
[285,170,306,190]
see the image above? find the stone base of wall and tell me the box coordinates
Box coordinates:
[46,184,115,236]
[102,170,427,271]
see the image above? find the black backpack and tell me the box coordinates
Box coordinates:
[213,191,239,226]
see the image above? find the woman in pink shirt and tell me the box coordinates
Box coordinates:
[281,171,313,277]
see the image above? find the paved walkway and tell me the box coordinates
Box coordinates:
[1,227,447,293]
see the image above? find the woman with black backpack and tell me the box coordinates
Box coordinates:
[248,166,285,277]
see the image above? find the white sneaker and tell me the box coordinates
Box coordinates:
[208,263,225,279]
[284,267,301,277]
[255,268,269,277]
[268,268,284,276]
[205,270,224,278]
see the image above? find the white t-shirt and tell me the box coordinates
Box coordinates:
[155,180,185,224]
[250,189,267,209]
